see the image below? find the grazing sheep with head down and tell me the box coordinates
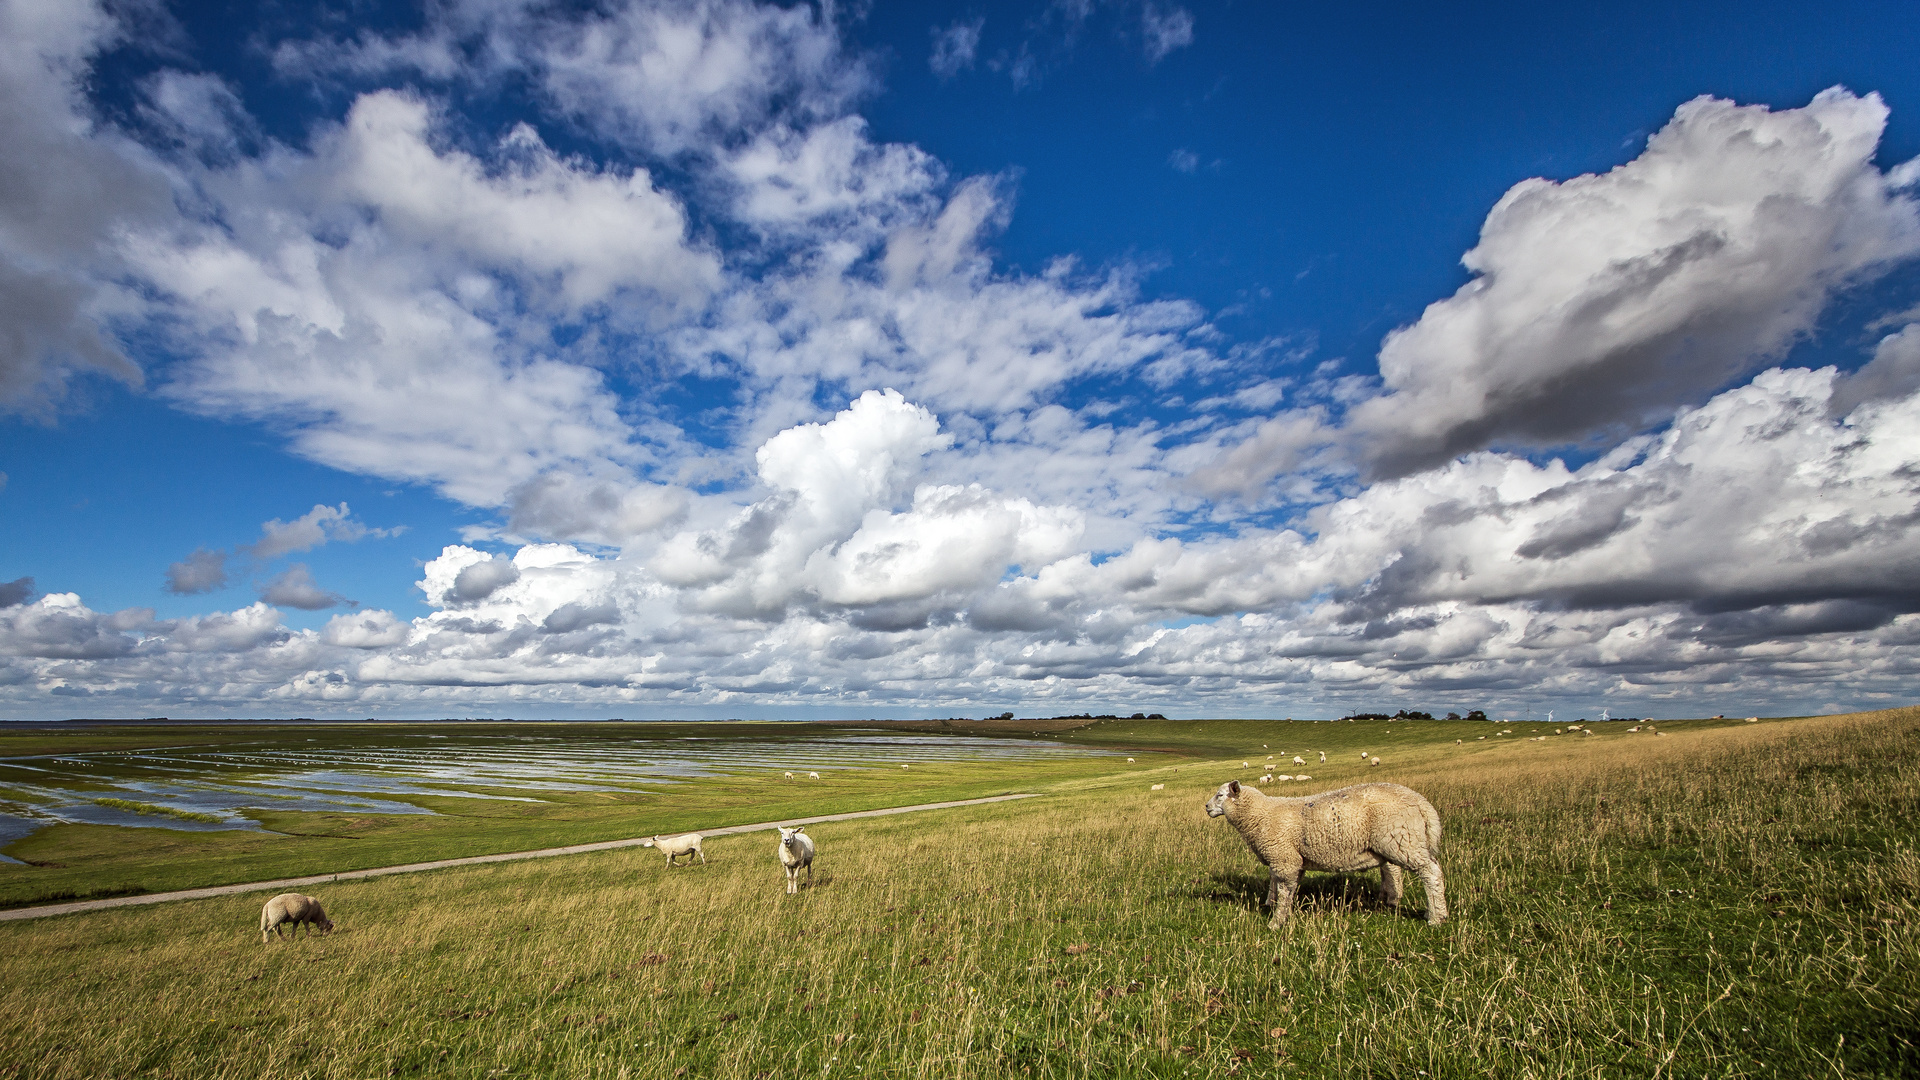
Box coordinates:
[1204,780,1447,927]
[777,826,815,894]
[260,893,333,943]
[642,833,705,867]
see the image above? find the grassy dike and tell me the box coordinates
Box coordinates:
[0,709,1915,1078]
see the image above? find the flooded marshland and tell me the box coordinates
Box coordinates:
[0,726,1121,856]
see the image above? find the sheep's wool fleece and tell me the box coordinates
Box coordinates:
[1213,782,1441,873]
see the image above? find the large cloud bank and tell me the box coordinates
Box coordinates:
[3,0,1918,718]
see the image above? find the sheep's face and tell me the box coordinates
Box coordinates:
[1204,780,1240,818]
[319,918,335,934]
[779,827,805,852]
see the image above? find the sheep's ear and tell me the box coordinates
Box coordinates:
[1228,780,1240,796]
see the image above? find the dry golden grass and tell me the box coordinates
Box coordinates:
[0,708,1914,1078]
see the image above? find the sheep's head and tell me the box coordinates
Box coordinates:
[641,837,657,847]
[778,826,806,851]
[1204,780,1240,818]
[319,916,335,934]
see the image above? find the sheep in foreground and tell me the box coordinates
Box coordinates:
[642,833,705,867]
[777,826,815,894]
[260,893,333,943]
[1204,780,1447,927]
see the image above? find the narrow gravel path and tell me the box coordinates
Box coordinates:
[0,792,1043,923]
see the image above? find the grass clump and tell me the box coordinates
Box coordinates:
[88,798,224,824]
[0,708,1914,1078]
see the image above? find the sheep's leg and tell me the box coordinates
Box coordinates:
[1416,860,1448,925]
[1266,866,1300,929]
[1379,863,1404,913]
[805,862,812,889]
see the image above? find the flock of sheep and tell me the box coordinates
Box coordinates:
[255,717,1771,943]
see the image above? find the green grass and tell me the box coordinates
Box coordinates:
[0,721,1132,907]
[87,798,225,824]
[0,709,1915,1078]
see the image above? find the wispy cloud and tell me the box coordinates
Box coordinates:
[930,18,983,79]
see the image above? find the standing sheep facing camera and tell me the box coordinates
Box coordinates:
[1204,780,1447,927]
[260,893,333,942]
[777,827,815,894]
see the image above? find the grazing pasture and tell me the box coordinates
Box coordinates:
[0,708,1915,1078]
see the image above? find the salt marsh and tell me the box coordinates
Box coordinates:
[0,727,1121,850]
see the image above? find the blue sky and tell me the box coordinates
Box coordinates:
[3,0,1919,720]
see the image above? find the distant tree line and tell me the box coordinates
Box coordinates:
[1339,709,1489,722]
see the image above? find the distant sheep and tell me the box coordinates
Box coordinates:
[1274,774,1294,782]
[1204,780,1447,927]
[1370,756,1381,767]
[808,771,821,779]
[1745,717,1759,723]
[1294,775,1312,781]
[1127,757,1136,763]
[1151,783,1165,791]
[642,833,705,867]
[1317,752,1326,763]
[260,893,333,943]
[1260,773,1274,783]
[1292,756,1305,766]
[777,826,815,894]
[785,771,796,779]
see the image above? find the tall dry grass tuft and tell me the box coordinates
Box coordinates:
[0,708,1914,1078]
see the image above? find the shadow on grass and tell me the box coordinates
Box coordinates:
[1190,869,1424,920]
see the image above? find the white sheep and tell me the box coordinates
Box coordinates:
[1260,773,1274,783]
[1292,756,1305,766]
[1294,775,1312,781]
[1151,783,1165,791]
[902,764,911,770]
[260,893,333,943]
[808,771,821,779]
[1274,774,1294,781]
[1360,751,1369,759]
[1242,761,1251,767]
[777,826,815,894]
[1318,752,1326,763]
[1205,780,1447,926]
[785,771,796,779]
[1745,716,1759,723]
[1369,756,1381,767]
[1127,757,1136,763]
[642,833,705,867]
